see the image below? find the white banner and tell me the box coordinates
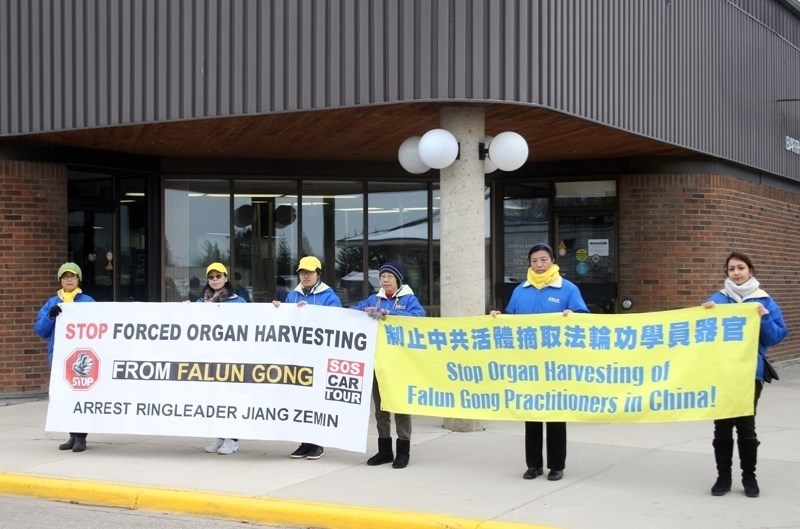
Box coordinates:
[46,302,377,453]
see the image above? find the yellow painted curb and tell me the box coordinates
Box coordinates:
[0,472,558,529]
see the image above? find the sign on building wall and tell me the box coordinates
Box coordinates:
[787,135,800,155]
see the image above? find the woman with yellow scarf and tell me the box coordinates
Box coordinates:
[34,262,96,452]
[490,243,588,482]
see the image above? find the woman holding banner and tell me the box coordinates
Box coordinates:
[490,243,588,482]
[273,255,342,461]
[702,251,787,498]
[195,262,247,456]
[34,262,96,452]
[351,259,425,469]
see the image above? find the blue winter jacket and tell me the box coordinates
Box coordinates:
[505,276,589,316]
[285,281,342,307]
[350,284,426,317]
[34,292,96,364]
[705,290,787,381]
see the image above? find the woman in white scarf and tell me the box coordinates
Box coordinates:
[702,252,787,499]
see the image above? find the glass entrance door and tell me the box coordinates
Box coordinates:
[555,214,616,313]
[499,182,550,309]
[68,173,151,302]
[68,209,115,301]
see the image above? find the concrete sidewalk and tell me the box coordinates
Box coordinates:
[1,364,799,529]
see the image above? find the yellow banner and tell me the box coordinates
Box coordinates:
[376,305,759,422]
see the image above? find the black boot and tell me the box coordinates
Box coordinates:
[58,434,76,451]
[367,437,394,466]
[738,438,760,498]
[711,439,733,496]
[392,438,410,469]
[72,434,87,453]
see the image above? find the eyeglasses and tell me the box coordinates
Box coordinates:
[207,274,226,280]
[298,270,316,276]
[60,274,79,280]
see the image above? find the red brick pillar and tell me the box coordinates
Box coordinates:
[0,160,68,394]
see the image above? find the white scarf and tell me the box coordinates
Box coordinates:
[722,277,766,302]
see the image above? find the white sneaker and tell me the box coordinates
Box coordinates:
[217,438,239,455]
[205,438,224,453]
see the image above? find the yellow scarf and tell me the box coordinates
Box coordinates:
[528,264,560,290]
[59,288,82,303]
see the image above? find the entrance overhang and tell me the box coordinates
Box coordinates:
[7,103,696,164]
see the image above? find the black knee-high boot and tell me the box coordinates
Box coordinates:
[367,437,394,466]
[72,433,88,452]
[711,439,733,496]
[58,434,76,451]
[738,438,760,498]
[393,438,410,469]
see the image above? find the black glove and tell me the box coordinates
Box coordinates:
[48,305,62,319]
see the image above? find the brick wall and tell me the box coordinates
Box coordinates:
[0,160,67,394]
[619,172,800,362]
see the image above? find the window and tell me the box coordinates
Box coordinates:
[164,179,230,301]
[233,180,299,302]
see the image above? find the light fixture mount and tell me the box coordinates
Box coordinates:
[399,130,528,174]
[478,142,489,160]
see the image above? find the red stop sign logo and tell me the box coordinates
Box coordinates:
[63,348,100,391]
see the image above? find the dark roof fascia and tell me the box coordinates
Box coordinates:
[0,140,160,174]
[776,0,800,18]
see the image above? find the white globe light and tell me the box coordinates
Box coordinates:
[482,135,497,173]
[418,129,459,169]
[397,137,430,174]
[488,131,528,171]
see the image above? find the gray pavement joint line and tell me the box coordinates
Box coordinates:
[0,472,562,529]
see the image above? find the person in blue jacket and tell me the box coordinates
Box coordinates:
[490,243,588,482]
[34,262,96,452]
[281,256,342,308]
[702,251,787,498]
[233,272,252,302]
[195,262,247,456]
[274,255,342,460]
[350,259,425,469]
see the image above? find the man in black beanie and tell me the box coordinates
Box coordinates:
[379,260,404,286]
[350,259,425,468]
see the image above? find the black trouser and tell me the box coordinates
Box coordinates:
[525,421,566,471]
[713,381,763,441]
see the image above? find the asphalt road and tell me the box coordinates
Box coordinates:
[0,495,284,529]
